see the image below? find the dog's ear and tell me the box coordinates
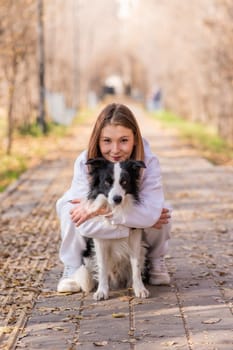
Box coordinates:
[123,160,146,170]
[133,160,146,169]
[86,158,109,169]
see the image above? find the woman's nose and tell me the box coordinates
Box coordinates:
[112,142,120,153]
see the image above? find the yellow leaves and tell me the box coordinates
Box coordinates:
[72,315,83,320]
[0,326,14,335]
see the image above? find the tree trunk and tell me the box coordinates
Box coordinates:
[6,81,16,155]
[37,0,46,133]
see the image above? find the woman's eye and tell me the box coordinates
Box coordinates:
[121,139,128,143]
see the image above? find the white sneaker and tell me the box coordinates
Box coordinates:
[149,257,170,285]
[57,265,80,293]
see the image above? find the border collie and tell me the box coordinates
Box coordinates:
[75,157,149,300]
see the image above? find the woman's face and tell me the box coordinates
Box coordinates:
[99,124,135,162]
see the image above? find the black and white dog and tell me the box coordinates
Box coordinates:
[75,157,149,300]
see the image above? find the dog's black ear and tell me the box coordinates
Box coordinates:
[123,160,146,170]
[86,158,109,169]
[133,160,146,169]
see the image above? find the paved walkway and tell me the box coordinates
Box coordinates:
[0,105,232,350]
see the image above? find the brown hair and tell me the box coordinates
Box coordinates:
[87,103,144,161]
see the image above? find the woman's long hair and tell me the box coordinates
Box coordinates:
[87,103,144,161]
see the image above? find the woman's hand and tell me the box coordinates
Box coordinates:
[69,199,111,226]
[152,208,171,229]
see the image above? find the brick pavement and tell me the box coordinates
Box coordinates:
[0,106,232,349]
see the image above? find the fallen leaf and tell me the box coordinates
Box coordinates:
[1,326,13,334]
[216,226,228,233]
[93,341,108,346]
[119,296,130,302]
[54,326,66,331]
[202,318,222,324]
[161,341,178,346]
[128,338,137,343]
[112,313,126,318]
[74,315,83,320]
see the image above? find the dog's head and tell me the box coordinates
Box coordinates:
[86,158,146,207]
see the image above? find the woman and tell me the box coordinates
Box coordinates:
[56,103,171,293]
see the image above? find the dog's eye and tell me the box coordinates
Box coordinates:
[121,179,128,186]
[104,178,113,186]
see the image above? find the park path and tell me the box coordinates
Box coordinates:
[0,104,232,350]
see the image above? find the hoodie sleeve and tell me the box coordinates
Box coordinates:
[78,216,129,239]
[110,154,165,228]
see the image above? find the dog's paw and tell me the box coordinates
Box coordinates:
[93,288,109,300]
[134,285,150,298]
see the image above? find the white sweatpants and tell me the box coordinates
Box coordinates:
[56,199,172,267]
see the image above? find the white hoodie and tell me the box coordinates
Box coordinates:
[57,139,165,239]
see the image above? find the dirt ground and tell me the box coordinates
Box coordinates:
[0,105,232,350]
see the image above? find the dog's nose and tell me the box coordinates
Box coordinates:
[113,195,122,204]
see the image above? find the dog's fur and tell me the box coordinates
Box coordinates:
[75,157,149,300]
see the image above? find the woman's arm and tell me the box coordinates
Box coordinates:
[77,215,130,239]
[69,200,129,239]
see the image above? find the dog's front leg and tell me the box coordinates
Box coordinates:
[129,229,149,298]
[93,239,109,300]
